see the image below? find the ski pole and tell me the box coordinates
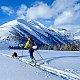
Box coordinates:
[22,50,23,57]
[36,50,48,65]
[36,50,44,60]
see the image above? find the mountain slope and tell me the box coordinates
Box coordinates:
[0,19,72,49]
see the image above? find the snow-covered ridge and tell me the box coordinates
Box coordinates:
[0,20,18,28]
[48,26,80,41]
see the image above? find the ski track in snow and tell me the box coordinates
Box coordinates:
[0,53,80,80]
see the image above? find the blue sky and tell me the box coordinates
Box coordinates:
[0,0,80,28]
[0,0,53,26]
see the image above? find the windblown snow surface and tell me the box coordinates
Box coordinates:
[0,50,80,80]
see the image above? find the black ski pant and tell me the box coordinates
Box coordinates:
[29,48,34,59]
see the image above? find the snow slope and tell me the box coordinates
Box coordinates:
[0,50,80,80]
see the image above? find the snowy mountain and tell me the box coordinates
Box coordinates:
[0,19,73,49]
[49,25,80,42]
[72,29,80,40]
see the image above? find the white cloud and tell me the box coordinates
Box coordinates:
[1,6,14,16]
[53,0,80,26]
[54,9,80,26]
[16,2,54,20]
[26,2,53,20]
[25,0,77,20]
[52,0,76,13]
[16,0,80,26]
[54,11,74,25]
[17,4,27,19]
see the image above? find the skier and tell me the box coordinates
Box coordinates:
[24,36,37,64]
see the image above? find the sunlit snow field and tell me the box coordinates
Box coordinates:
[0,50,80,80]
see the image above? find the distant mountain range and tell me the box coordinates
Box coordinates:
[0,19,79,49]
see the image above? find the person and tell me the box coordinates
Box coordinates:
[24,36,37,63]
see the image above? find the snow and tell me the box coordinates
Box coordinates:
[49,25,80,41]
[73,36,80,40]
[0,50,80,80]
[0,20,17,28]
[32,20,47,29]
